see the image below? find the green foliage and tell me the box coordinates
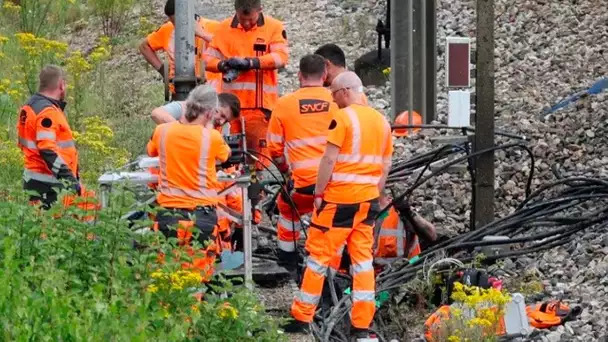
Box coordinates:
[0,0,78,37]
[0,189,286,340]
[88,0,135,38]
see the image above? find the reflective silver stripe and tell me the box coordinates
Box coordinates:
[336,107,382,165]
[158,123,218,199]
[352,290,375,302]
[291,158,321,170]
[270,43,287,52]
[36,131,56,140]
[336,154,384,164]
[23,169,60,184]
[56,140,75,148]
[267,133,284,143]
[278,216,302,231]
[350,259,373,275]
[331,173,380,184]
[18,137,37,149]
[306,257,328,275]
[270,52,284,68]
[51,155,68,174]
[378,220,406,257]
[295,290,321,305]
[205,47,224,59]
[407,235,419,257]
[222,82,278,94]
[277,239,296,252]
[286,136,326,149]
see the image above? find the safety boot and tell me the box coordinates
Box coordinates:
[351,327,379,342]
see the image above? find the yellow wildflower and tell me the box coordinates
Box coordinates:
[382,67,391,76]
[0,35,8,44]
[147,284,158,293]
[447,336,461,342]
[218,302,239,319]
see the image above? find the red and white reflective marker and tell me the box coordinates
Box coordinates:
[446,37,471,88]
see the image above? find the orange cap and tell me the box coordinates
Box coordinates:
[393,111,422,137]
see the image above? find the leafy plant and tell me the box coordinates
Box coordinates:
[88,0,135,38]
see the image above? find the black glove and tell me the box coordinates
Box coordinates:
[217,60,229,73]
[225,57,252,71]
[393,197,414,217]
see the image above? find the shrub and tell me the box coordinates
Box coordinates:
[0,189,286,340]
[428,282,512,342]
[88,0,135,39]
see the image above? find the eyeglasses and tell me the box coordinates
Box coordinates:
[331,87,349,96]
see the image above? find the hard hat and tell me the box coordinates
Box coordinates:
[393,111,422,137]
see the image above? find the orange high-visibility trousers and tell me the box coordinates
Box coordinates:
[276,188,314,253]
[291,199,380,329]
[230,109,271,170]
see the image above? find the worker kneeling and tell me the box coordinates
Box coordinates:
[267,54,339,269]
[147,85,231,276]
[288,72,393,342]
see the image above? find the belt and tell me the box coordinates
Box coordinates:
[163,205,216,214]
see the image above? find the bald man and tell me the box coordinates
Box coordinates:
[289,72,392,341]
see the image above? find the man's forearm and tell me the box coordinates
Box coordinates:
[139,42,162,70]
[314,155,336,195]
[377,162,392,195]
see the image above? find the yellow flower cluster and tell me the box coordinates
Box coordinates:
[2,1,20,12]
[15,32,68,59]
[0,138,23,166]
[218,302,239,320]
[0,78,24,102]
[147,269,204,293]
[382,67,391,76]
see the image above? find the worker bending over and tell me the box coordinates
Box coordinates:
[314,43,368,105]
[139,0,222,95]
[17,65,81,209]
[147,85,230,248]
[151,92,241,135]
[289,72,392,341]
[204,0,288,170]
[374,195,437,265]
[266,54,339,269]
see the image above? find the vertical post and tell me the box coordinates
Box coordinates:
[473,0,495,229]
[406,0,413,135]
[420,0,427,124]
[425,0,437,124]
[173,0,197,101]
[390,0,406,122]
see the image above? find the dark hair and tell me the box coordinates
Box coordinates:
[235,0,261,13]
[299,54,326,80]
[164,0,175,17]
[218,92,241,119]
[314,43,346,68]
[39,65,66,92]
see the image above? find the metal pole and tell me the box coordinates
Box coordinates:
[420,0,427,124]
[241,116,253,288]
[173,0,197,101]
[390,0,407,123]
[473,0,495,229]
[407,0,413,135]
[425,0,437,124]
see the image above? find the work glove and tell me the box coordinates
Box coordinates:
[225,57,252,71]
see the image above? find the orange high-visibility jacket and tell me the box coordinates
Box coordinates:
[17,93,79,185]
[146,17,221,89]
[267,86,339,188]
[147,121,230,209]
[374,207,421,263]
[203,13,288,112]
[324,104,393,204]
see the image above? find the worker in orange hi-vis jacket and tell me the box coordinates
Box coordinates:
[17,65,82,210]
[203,0,289,171]
[314,43,369,105]
[139,0,223,95]
[287,72,392,342]
[266,54,339,270]
[374,194,437,266]
[147,85,230,276]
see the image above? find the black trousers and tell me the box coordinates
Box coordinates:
[156,206,218,245]
[24,179,59,210]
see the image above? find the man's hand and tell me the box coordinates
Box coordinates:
[314,197,323,209]
[225,57,252,70]
[157,63,165,79]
